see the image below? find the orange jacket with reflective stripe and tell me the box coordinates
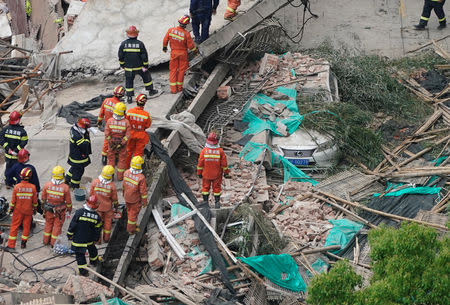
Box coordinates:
[105,117,131,145]
[163,26,196,52]
[41,181,72,211]
[126,106,151,139]
[11,181,37,215]
[98,96,121,123]
[89,178,118,212]
[197,146,229,180]
[123,169,148,204]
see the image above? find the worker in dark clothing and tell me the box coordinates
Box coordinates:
[118,25,158,104]
[65,118,92,189]
[415,0,446,30]
[6,149,40,193]
[0,111,28,188]
[67,195,103,276]
[190,0,219,43]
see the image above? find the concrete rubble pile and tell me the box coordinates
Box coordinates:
[62,274,114,302]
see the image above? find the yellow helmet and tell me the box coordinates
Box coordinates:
[131,156,144,169]
[113,102,127,116]
[101,165,115,180]
[52,165,65,180]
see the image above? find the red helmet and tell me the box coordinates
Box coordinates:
[87,194,99,209]
[77,118,91,129]
[178,15,190,26]
[126,25,139,38]
[18,149,30,163]
[136,93,147,106]
[20,167,32,180]
[206,132,219,145]
[9,111,21,125]
[113,85,125,98]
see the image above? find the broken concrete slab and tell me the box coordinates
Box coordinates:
[53,0,258,71]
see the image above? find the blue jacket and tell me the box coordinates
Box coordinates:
[190,0,219,16]
[6,162,40,193]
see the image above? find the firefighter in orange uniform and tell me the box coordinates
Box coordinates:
[197,132,230,209]
[7,167,38,250]
[89,165,118,243]
[98,86,125,165]
[123,156,147,234]
[125,94,151,168]
[163,15,197,93]
[41,166,72,246]
[105,102,131,181]
[224,0,241,20]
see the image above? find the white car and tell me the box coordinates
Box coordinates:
[272,128,338,168]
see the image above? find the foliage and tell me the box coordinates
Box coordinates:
[306,222,449,305]
[298,42,435,169]
[307,260,362,305]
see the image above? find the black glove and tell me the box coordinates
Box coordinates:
[224,173,231,179]
[163,46,168,53]
[198,174,202,179]
[67,234,73,240]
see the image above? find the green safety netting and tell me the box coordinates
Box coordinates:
[239,254,307,292]
[427,155,449,186]
[242,87,303,136]
[373,186,442,197]
[91,298,130,305]
[306,258,329,278]
[324,219,364,254]
[239,141,318,185]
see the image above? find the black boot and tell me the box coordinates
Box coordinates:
[79,268,89,277]
[202,194,209,203]
[414,23,426,30]
[102,155,107,165]
[438,23,447,30]
[127,96,133,104]
[214,196,220,209]
[21,241,27,249]
[148,89,158,96]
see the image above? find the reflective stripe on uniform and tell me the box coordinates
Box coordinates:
[104,105,114,111]
[226,7,236,13]
[8,235,16,240]
[46,189,64,196]
[119,61,125,65]
[127,219,136,224]
[141,194,148,199]
[21,235,29,240]
[72,241,93,247]
[94,187,111,193]
[144,81,153,87]
[5,134,21,140]
[169,33,184,40]
[51,234,58,239]
[197,167,203,170]
[213,192,221,196]
[176,82,183,85]
[44,232,51,236]
[201,191,209,195]
[78,264,87,269]
[129,113,148,119]
[117,168,125,172]
[439,17,446,22]
[17,192,33,197]
[69,157,89,164]
[124,177,138,185]
[204,154,220,158]
[126,88,134,92]
[124,67,143,71]
[169,82,177,86]
[90,255,98,261]
[104,229,111,234]
[421,16,430,21]
[109,124,126,130]
[143,61,149,65]
[5,153,18,159]
[79,216,97,223]
[123,48,141,52]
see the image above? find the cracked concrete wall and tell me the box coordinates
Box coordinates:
[54,0,257,72]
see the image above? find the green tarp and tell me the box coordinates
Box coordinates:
[91,298,130,305]
[239,254,307,292]
[239,141,318,185]
[324,219,364,254]
[242,87,303,136]
[373,186,442,197]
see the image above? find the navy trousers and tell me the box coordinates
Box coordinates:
[192,15,212,43]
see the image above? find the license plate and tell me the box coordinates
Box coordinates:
[289,159,309,165]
